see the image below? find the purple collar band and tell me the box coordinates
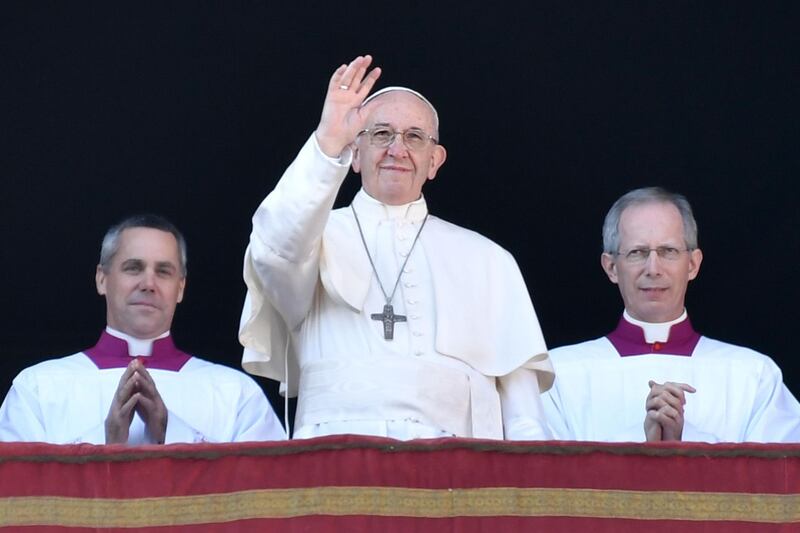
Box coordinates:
[84,331,192,371]
[607,316,701,357]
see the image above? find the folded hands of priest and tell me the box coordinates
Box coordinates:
[104,358,168,445]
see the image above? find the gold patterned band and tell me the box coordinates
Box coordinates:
[2,486,799,528]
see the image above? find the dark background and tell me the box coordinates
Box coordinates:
[2,3,799,425]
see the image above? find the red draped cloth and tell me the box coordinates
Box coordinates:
[1,436,799,531]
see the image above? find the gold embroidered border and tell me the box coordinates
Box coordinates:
[1,487,799,527]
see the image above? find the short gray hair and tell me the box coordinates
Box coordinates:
[99,214,187,276]
[602,187,698,253]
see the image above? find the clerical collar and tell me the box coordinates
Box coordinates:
[84,329,192,370]
[623,310,687,343]
[353,188,428,223]
[607,312,701,357]
[105,326,167,356]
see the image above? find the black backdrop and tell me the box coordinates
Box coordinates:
[2,3,799,420]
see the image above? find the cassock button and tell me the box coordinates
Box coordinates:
[653,342,662,352]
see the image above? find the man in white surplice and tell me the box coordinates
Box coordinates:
[239,55,554,440]
[0,215,285,445]
[543,187,800,442]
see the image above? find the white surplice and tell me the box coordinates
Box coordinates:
[239,134,554,440]
[543,315,800,443]
[0,331,286,444]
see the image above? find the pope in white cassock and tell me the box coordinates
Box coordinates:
[543,187,800,442]
[238,55,554,440]
[0,215,286,445]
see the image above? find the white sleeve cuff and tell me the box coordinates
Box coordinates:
[312,132,353,167]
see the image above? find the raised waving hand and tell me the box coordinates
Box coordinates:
[315,54,382,158]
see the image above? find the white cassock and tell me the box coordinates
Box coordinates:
[238,134,554,440]
[0,329,286,444]
[543,312,800,442]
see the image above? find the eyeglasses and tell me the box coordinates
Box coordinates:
[357,127,438,151]
[615,246,692,264]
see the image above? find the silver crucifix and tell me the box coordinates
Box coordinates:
[371,304,407,340]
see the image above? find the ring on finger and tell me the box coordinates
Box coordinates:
[339,84,349,90]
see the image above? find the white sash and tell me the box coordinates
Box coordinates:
[295,356,503,439]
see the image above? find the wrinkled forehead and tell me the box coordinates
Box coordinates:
[361,87,439,133]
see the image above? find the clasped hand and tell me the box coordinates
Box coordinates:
[644,380,696,442]
[105,358,168,444]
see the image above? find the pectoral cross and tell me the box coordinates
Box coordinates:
[371,304,407,340]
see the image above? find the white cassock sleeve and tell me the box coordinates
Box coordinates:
[247,135,350,333]
[714,357,799,443]
[156,364,287,444]
[498,367,552,440]
[0,381,51,442]
[679,347,800,443]
[0,378,104,444]
[240,135,351,391]
[221,380,287,442]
